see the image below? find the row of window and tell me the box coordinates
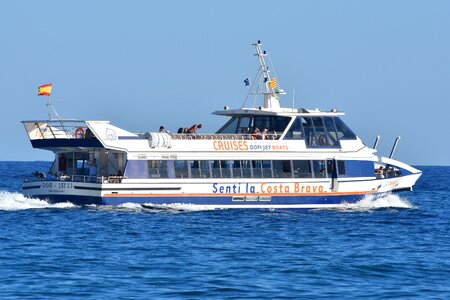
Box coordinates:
[217,115,357,148]
[124,159,375,179]
[284,117,357,147]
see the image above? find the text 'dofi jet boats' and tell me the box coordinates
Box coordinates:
[22,41,421,208]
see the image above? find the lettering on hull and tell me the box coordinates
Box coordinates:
[213,182,325,195]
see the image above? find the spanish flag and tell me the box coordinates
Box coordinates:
[269,77,278,89]
[38,83,52,96]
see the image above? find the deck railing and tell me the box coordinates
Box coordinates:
[168,133,280,140]
[22,120,89,140]
[23,174,125,184]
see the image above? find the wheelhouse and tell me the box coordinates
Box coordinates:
[216,113,357,148]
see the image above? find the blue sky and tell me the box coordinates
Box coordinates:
[1,0,449,165]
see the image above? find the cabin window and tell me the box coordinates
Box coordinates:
[253,116,290,134]
[123,159,372,179]
[238,117,251,133]
[232,160,246,178]
[175,161,189,178]
[324,118,339,146]
[345,160,374,177]
[326,160,340,179]
[337,160,346,176]
[272,160,293,178]
[124,160,149,179]
[312,160,327,178]
[212,161,223,178]
[251,160,272,178]
[217,115,290,136]
[334,117,357,140]
[189,160,211,178]
[230,160,253,178]
[293,160,312,178]
[285,117,304,140]
[148,160,161,178]
[302,117,317,146]
[312,117,329,146]
[299,117,348,147]
[218,117,239,134]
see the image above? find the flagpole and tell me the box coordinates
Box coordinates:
[47,95,63,121]
[46,96,52,120]
[45,89,69,137]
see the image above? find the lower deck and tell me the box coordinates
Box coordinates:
[22,171,421,207]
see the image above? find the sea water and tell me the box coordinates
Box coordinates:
[0,162,449,299]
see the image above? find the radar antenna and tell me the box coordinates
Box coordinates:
[242,40,286,109]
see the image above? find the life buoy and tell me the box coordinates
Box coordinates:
[75,127,85,139]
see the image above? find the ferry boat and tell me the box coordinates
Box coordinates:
[22,41,422,208]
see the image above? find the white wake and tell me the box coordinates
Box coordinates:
[0,191,76,211]
[140,202,215,212]
[87,202,215,212]
[335,193,416,212]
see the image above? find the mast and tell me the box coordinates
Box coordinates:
[250,40,286,109]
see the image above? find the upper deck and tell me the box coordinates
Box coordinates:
[21,41,370,159]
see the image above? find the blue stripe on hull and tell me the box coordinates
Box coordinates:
[102,195,366,206]
[32,193,376,207]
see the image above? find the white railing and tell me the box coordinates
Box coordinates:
[22,120,89,140]
[169,133,280,140]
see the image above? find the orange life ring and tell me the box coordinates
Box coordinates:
[75,127,85,139]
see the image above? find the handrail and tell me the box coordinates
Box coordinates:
[22,120,89,140]
[169,133,280,140]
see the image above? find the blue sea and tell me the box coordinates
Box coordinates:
[0,161,449,299]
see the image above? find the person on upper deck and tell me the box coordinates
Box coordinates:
[252,127,261,140]
[188,124,202,134]
[377,166,385,178]
[159,126,170,133]
[262,128,269,140]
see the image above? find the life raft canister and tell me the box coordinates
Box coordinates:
[75,127,85,139]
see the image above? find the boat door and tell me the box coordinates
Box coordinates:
[327,159,339,192]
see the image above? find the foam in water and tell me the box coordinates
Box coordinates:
[0,190,415,212]
[336,193,416,212]
[141,202,215,212]
[92,202,214,213]
[0,191,76,211]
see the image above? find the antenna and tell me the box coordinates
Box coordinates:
[373,135,381,150]
[245,40,284,109]
[389,136,401,159]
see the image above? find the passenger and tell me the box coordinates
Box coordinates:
[58,153,67,173]
[271,130,277,140]
[177,127,184,134]
[378,166,385,178]
[262,128,269,140]
[318,135,327,146]
[85,128,94,139]
[188,124,202,134]
[159,126,170,134]
[252,127,261,140]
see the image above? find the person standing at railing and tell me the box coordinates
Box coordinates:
[252,127,261,140]
[187,124,202,134]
